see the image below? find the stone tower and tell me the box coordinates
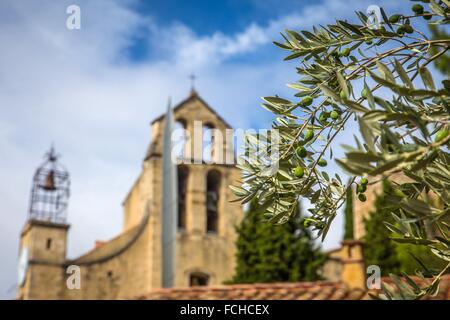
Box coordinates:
[17,147,71,299]
[123,89,243,288]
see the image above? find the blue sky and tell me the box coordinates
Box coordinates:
[125,0,314,62]
[0,0,415,299]
[132,0,284,38]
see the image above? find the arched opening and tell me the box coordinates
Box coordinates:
[189,272,209,287]
[203,123,215,164]
[206,170,220,233]
[46,238,52,250]
[173,119,187,161]
[177,165,189,230]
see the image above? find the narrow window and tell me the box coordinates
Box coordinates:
[206,170,220,233]
[177,165,189,230]
[202,124,215,164]
[189,272,209,287]
[173,119,187,161]
[46,238,52,250]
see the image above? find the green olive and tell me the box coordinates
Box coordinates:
[423,12,432,20]
[340,90,348,100]
[303,219,313,228]
[393,189,406,198]
[341,48,350,57]
[319,112,329,123]
[330,111,339,120]
[357,184,367,193]
[317,158,327,167]
[358,194,367,202]
[404,25,414,34]
[435,129,449,143]
[293,166,305,178]
[301,96,314,107]
[389,14,401,23]
[304,130,314,141]
[360,177,368,185]
[397,26,406,35]
[412,4,424,14]
[296,146,307,158]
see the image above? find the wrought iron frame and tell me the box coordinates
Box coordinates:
[28,147,70,223]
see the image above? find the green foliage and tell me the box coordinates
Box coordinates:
[230,200,325,283]
[233,0,450,299]
[364,181,447,276]
[395,243,447,275]
[429,25,450,76]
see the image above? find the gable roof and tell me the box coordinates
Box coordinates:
[151,90,233,129]
[67,209,150,266]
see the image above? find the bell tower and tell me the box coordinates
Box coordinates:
[17,147,70,300]
[122,90,243,289]
[143,90,242,287]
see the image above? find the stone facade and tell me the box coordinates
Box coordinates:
[17,91,243,299]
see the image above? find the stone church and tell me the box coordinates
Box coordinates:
[17,90,243,299]
[17,89,450,300]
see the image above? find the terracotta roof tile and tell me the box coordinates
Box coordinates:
[138,275,450,300]
[329,288,349,300]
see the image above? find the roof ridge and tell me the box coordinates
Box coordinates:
[150,92,233,129]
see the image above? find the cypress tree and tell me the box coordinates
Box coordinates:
[429,25,450,77]
[230,199,325,283]
[343,181,354,240]
[362,181,401,276]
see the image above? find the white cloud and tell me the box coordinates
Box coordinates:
[151,0,403,68]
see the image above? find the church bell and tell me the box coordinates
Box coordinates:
[41,170,57,191]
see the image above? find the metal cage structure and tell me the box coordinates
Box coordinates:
[28,147,70,223]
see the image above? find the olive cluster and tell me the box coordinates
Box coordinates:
[292,96,340,179]
[356,177,369,202]
[389,4,433,36]
[330,47,351,59]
